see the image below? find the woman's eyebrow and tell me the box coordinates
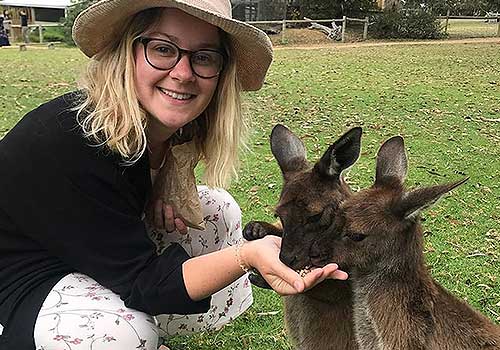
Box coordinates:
[148,32,220,49]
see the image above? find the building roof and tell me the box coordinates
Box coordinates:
[0,0,72,9]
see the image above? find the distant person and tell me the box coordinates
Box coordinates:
[2,10,12,37]
[19,10,29,43]
[0,15,11,47]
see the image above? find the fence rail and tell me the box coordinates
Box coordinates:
[9,23,62,44]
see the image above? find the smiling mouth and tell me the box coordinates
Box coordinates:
[158,87,195,101]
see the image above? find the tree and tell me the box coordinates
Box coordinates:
[62,0,98,44]
[295,0,377,19]
[402,0,498,15]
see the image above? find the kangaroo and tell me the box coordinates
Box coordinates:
[244,124,362,350]
[302,135,500,349]
[246,125,500,349]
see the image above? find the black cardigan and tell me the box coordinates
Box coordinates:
[0,92,210,349]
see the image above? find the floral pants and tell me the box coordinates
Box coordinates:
[33,186,253,350]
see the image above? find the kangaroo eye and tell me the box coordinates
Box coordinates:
[349,233,367,242]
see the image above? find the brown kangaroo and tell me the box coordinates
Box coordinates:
[244,124,362,350]
[304,135,500,349]
[245,125,500,350]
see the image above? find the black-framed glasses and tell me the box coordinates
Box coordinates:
[138,37,225,79]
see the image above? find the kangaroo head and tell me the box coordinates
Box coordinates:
[313,136,468,272]
[270,124,362,271]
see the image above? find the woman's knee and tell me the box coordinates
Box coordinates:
[197,186,242,239]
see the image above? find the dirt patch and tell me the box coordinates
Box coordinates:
[268,28,333,46]
[268,27,368,46]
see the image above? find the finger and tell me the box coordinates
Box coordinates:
[273,263,305,293]
[163,204,175,232]
[154,200,164,229]
[302,268,325,290]
[322,263,349,281]
[330,269,349,280]
[175,218,188,235]
[321,263,339,275]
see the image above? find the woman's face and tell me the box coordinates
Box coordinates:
[134,8,221,142]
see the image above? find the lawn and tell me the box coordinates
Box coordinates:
[444,19,500,38]
[1,42,499,349]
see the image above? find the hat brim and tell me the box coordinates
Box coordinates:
[72,0,273,91]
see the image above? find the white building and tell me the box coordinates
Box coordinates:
[0,0,72,22]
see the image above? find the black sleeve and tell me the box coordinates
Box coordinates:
[0,95,210,315]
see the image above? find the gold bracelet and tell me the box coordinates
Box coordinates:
[235,240,253,273]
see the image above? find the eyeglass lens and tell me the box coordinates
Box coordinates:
[145,39,224,78]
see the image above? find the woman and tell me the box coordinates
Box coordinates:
[0,1,348,349]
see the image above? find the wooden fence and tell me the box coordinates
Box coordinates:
[9,23,62,44]
[6,14,499,45]
[250,14,500,44]
[248,17,370,44]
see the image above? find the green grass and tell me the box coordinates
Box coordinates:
[443,19,500,38]
[1,43,499,349]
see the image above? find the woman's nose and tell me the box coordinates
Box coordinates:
[169,54,196,82]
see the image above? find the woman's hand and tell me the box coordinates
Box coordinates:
[241,236,348,295]
[153,200,188,234]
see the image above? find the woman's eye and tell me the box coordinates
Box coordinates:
[193,52,214,65]
[153,45,176,56]
[349,233,367,242]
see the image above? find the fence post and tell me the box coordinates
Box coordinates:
[11,26,17,42]
[342,16,347,43]
[445,9,450,34]
[497,15,500,37]
[363,16,369,40]
[281,19,286,44]
[38,24,43,43]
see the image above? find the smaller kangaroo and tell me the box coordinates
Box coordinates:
[294,135,500,349]
[244,124,363,350]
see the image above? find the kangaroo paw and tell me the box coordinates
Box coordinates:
[243,221,270,241]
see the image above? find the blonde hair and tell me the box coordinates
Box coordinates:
[76,8,246,188]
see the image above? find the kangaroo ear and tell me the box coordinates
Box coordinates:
[375,136,408,186]
[270,124,308,174]
[315,127,362,178]
[397,178,469,221]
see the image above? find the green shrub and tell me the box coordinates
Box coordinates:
[372,9,445,39]
[371,10,403,38]
[403,10,444,39]
[62,0,99,45]
[29,26,65,42]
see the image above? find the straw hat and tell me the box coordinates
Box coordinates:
[72,0,273,91]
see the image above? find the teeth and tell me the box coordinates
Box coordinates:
[159,88,193,100]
